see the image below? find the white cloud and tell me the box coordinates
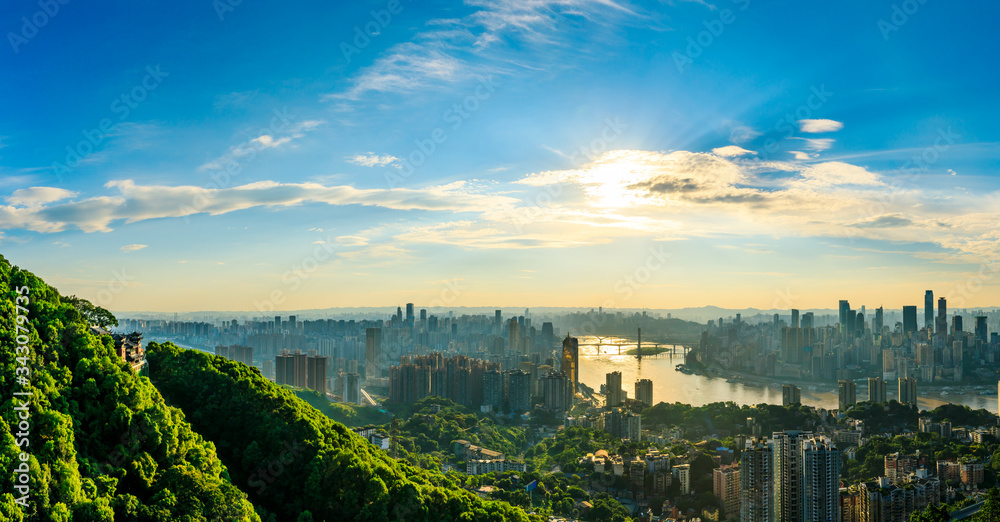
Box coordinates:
[788,151,813,160]
[347,153,399,167]
[712,146,755,158]
[799,119,844,133]
[798,162,882,187]
[120,244,148,252]
[7,187,77,206]
[0,179,518,233]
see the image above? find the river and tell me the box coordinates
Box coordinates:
[574,336,998,413]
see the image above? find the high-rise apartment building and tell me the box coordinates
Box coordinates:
[483,369,504,411]
[365,327,382,381]
[838,380,857,411]
[306,355,327,395]
[504,369,532,412]
[542,371,571,413]
[868,377,886,404]
[635,379,653,407]
[714,465,741,518]
[740,438,773,522]
[801,437,840,522]
[898,377,917,406]
[782,384,800,406]
[606,371,624,407]
[772,430,806,522]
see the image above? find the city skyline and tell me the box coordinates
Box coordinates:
[4,2,1000,312]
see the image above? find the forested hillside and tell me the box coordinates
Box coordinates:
[0,256,259,520]
[147,342,541,521]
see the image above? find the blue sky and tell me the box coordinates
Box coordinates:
[2,0,999,312]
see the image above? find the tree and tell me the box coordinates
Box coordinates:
[65,295,118,329]
[910,504,950,522]
[974,488,1000,522]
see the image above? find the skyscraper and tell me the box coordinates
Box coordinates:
[975,316,988,343]
[508,318,520,354]
[740,438,773,522]
[606,371,624,407]
[838,380,856,411]
[635,379,653,407]
[936,297,947,336]
[924,290,934,330]
[903,306,918,333]
[868,377,886,403]
[561,335,579,393]
[898,377,917,406]
[839,300,850,334]
[405,303,414,325]
[365,327,382,381]
[801,437,840,521]
[875,306,884,332]
[791,309,799,329]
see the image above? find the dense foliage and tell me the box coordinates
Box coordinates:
[293,388,391,428]
[642,401,829,436]
[147,341,541,521]
[387,396,528,461]
[0,255,258,520]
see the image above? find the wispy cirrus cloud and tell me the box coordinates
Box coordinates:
[0,179,517,233]
[327,0,638,102]
[198,120,324,171]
